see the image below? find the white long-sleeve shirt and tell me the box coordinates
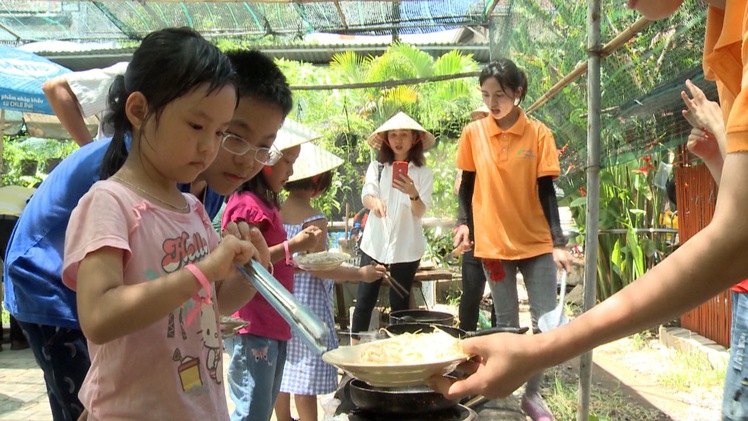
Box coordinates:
[359,161,433,264]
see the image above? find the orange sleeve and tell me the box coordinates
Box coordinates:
[726,13,748,153]
[536,123,561,178]
[456,124,477,172]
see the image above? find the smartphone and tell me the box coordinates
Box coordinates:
[392,161,409,187]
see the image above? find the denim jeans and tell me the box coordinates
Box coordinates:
[485,253,557,333]
[18,321,90,421]
[485,253,557,393]
[224,333,287,421]
[723,291,748,421]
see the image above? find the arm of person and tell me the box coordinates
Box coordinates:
[431,152,748,400]
[311,263,387,283]
[75,236,255,344]
[453,171,476,249]
[538,176,572,272]
[42,76,94,147]
[269,225,324,264]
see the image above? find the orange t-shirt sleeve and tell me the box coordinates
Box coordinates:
[726,20,748,152]
[456,125,477,172]
[536,123,561,178]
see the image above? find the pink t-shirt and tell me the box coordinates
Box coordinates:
[221,191,293,341]
[63,180,228,420]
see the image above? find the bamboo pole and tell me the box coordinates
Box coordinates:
[578,0,602,418]
[526,17,653,115]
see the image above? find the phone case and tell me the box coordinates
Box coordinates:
[392,161,408,186]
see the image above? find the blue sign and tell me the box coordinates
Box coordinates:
[0,46,70,114]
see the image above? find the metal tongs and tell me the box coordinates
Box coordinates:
[237,260,329,355]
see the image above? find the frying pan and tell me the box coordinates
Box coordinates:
[348,378,459,414]
[385,322,529,338]
[388,309,456,326]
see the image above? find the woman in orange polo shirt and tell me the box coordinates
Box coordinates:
[453,58,572,421]
[431,0,748,410]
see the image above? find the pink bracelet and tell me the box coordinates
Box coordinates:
[283,240,295,267]
[185,263,213,326]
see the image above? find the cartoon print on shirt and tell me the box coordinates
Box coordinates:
[198,301,222,384]
[150,230,216,394]
[516,148,537,159]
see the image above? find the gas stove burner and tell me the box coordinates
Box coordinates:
[345,404,477,421]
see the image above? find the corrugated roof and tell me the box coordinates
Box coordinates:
[36,41,491,71]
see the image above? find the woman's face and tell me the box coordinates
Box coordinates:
[480,77,520,122]
[263,144,301,193]
[387,129,416,161]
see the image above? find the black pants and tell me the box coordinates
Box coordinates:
[0,314,27,345]
[458,249,495,331]
[351,252,420,332]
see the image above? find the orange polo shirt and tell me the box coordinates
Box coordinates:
[456,109,560,261]
[703,0,748,153]
[703,0,748,293]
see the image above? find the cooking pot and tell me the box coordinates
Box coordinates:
[385,322,529,338]
[348,378,459,414]
[388,309,456,326]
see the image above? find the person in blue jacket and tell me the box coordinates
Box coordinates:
[2,46,293,421]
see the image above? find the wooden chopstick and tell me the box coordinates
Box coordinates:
[384,272,409,298]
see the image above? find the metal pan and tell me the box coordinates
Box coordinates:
[385,322,529,338]
[348,378,459,414]
[388,309,456,326]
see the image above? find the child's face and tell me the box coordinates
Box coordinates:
[264,145,301,193]
[387,129,416,161]
[137,83,236,184]
[480,77,519,121]
[198,97,285,196]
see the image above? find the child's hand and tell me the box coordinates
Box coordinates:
[681,79,726,161]
[359,263,387,283]
[223,221,270,268]
[291,225,324,253]
[201,235,259,282]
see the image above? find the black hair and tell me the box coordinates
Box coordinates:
[236,170,280,209]
[479,58,528,105]
[225,49,293,118]
[376,130,426,167]
[99,27,236,179]
[285,171,334,197]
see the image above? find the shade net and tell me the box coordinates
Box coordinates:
[0,0,711,192]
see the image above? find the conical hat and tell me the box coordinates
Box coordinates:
[274,118,321,151]
[366,112,435,151]
[288,142,344,183]
[470,105,490,120]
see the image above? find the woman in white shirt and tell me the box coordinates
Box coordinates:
[351,112,435,336]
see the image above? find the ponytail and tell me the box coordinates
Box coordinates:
[99,75,130,179]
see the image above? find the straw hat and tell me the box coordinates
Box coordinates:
[274,118,322,151]
[470,105,490,120]
[366,112,435,151]
[288,142,344,183]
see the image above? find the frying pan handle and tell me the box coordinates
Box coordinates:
[466,326,529,337]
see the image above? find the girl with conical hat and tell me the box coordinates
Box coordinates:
[351,112,435,338]
[276,142,386,421]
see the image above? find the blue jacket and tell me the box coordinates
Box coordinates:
[3,138,224,329]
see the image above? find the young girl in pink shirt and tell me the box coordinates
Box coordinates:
[62,28,266,420]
